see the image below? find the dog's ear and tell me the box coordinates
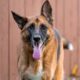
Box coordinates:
[41,0,53,25]
[11,11,28,30]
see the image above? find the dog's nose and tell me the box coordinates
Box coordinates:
[33,36,41,42]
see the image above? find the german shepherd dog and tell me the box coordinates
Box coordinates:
[12,0,73,80]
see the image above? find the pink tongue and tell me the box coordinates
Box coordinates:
[33,46,41,60]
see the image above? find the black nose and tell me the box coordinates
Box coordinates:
[33,36,40,42]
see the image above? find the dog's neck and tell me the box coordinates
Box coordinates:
[24,52,43,80]
[22,45,43,74]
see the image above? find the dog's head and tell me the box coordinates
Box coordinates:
[12,0,54,60]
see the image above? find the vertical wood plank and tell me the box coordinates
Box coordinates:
[25,0,42,17]
[25,0,33,17]
[64,0,78,76]
[0,0,9,80]
[55,0,64,34]
[32,0,42,16]
[64,0,73,75]
[78,0,80,76]
[9,0,25,80]
[70,0,78,75]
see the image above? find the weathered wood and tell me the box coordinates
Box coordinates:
[0,0,80,80]
[9,0,25,80]
[0,0,9,80]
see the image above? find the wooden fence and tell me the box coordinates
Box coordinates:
[0,0,80,80]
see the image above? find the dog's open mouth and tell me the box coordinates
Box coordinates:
[33,43,42,60]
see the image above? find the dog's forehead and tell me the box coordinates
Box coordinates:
[22,16,51,32]
[28,16,49,26]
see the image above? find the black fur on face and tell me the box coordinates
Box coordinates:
[21,23,49,48]
[39,24,49,45]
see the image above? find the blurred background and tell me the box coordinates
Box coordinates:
[0,0,80,80]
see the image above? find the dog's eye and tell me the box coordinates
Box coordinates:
[40,24,47,31]
[27,23,35,31]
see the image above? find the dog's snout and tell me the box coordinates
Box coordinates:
[33,36,41,42]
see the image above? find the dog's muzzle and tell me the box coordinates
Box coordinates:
[33,34,41,46]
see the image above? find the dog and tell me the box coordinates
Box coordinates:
[12,0,73,80]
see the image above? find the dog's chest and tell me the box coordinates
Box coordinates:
[27,68,43,80]
[26,61,43,80]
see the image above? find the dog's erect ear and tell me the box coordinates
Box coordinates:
[41,0,53,25]
[11,11,28,30]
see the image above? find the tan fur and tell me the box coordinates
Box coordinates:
[17,16,64,80]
